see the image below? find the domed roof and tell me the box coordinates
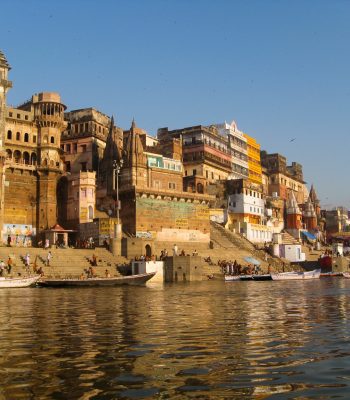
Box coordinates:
[0,50,11,70]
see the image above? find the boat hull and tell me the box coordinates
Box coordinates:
[0,275,40,288]
[271,269,321,281]
[38,272,156,287]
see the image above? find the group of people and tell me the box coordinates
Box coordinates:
[0,257,13,276]
[76,237,95,249]
[219,259,262,275]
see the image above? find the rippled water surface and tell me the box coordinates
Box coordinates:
[1,279,350,399]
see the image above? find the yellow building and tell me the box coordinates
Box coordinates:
[243,133,262,184]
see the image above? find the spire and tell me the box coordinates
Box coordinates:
[125,120,146,168]
[309,184,319,203]
[0,50,11,70]
[286,191,302,215]
[304,196,316,218]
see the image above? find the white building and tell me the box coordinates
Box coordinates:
[227,179,273,243]
[215,121,249,180]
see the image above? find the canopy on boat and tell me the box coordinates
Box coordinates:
[301,231,317,241]
[244,256,261,266]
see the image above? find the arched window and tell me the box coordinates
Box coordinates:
[16,132,20,141]
[88,205,94,220]
[7,130,12,140]
[197,183,204,194]
[43,135,48,144]
[24,133,29,142]
[13,150,21,162]
[23,152,30,164]
[6,149,12,159]
[31,153,37,165]
[50,136,55,144]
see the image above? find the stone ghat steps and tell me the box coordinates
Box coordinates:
[0,247,129,277]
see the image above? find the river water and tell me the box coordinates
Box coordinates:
[0,279,350,399]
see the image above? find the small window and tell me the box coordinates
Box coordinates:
[51,136,55,144]
[66,144,71,153]
[81,162,87,172]
[81,144,87,152]
[24,133,29,142]
[9,112,13,117]
[7,130,12,140]
[17,114,20,119]
[25,115,28,120]
[33,136,37,143]
[16,132,20,141]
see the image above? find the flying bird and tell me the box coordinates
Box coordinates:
[289,138,296,142]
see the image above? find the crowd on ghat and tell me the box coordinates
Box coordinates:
[218,259,262,275]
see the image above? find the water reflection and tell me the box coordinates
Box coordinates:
[0,280,350,398]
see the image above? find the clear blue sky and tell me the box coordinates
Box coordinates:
[1,0,349,208]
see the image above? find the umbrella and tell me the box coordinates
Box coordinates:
[244,256,261,266]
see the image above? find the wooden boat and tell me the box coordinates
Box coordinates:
[0,275,40,288]
[224,275,241,281]
[252,274,272,281]
[342,272,350,279]
[225,274,272,282]
[38,272,156,287]
[320,272,343,277]
[271,269,321,281]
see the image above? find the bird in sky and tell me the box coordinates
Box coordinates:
[289,138,296,142]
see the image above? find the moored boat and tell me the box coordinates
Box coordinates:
[38,272,156,287]
[252,274,272,281]
[271,269,321,281]
[224,275,241,282]
[0,275,40,288]
[225,274,272,281]
[342,272,350,279]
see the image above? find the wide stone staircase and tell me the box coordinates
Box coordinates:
[0,246,129,278]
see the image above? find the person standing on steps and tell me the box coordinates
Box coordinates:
[46,251,52,266]
[173,244,178,256]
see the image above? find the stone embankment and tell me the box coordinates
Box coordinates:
[0,222,291,280]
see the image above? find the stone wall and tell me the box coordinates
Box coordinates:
[135,196,210,243]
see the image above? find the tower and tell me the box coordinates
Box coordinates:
[303,196,317,231]
[286,191,302,230]
[0,50,12,235]
[0,50,12,150]
[33,92,67,231]
[121,119,147,188]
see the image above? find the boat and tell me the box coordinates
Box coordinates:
[0,275,40,288]
[252,274,272,281]
[320,271,343,277]
[342,272,350,279]
[224,275,241,281]
[225,274,272,282]
[271,269,321,281]
[38,272,156,287]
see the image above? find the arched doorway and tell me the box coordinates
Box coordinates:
[145,244,152,258]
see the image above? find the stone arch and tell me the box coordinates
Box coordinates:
[31,153,37,164]
[23,151,30,164]
[145,244,152,258]
[88,205,94,220]
[197,183,204,193]
[13,150,21,162]
[6,149,12,159]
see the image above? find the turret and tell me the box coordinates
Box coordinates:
[303,197,317,231]
[286,190,302,230]
[0,50,12,150]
